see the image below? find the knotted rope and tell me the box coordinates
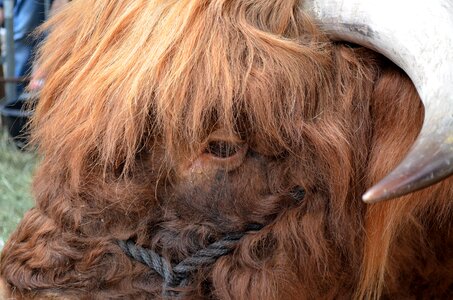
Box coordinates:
[117,224,263,297]
[117,187,305,298]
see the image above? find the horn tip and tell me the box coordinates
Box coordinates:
[362,172,418,204]
[362,187,391,204]
[361,169,418,203]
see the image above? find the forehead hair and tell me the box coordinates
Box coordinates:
[33,0,333,182]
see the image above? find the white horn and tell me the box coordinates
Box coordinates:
[302,0,453,203]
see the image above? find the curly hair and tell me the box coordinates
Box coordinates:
[1,0,452,299]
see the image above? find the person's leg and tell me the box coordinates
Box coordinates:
[1,0,46,147]
[12,0,46,97]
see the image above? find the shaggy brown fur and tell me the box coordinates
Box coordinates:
[1,0,452,299]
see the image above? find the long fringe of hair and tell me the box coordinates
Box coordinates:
[1,0,451,299]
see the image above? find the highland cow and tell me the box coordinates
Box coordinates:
[1,0,452,299]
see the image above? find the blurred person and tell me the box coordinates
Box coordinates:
[0,0,51,98]
[0,0,69,148]
[0,0,70,94]
[27,1,71,94]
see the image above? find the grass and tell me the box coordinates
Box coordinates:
[0,128,36,250]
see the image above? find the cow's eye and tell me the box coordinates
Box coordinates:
[206,141,240,158]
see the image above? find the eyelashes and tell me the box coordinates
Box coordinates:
[206,141,240,158]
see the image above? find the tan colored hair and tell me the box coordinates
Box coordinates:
[1,0,451,299]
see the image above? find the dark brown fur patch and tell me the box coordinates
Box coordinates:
[1,0,452,299]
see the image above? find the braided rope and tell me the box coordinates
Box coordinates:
[117,240,174,284]
[117,224,263,298]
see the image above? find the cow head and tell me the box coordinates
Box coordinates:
[0,0,451,299]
